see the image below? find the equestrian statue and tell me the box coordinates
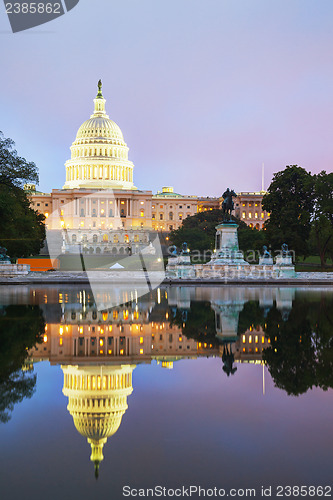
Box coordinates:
[221,188,237,222]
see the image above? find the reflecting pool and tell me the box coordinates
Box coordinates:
[0,285,332,499]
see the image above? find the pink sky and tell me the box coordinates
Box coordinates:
[1,0,333,196]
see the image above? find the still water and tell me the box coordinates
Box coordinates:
[0,285,332,499]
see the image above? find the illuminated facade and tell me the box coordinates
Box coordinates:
[24,284,295,476]
[62,84,135,191]
[62,363,134,478]
[25,82,270,253]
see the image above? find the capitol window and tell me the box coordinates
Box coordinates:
[242,212,246,219]
[248,212,252,218]
[255,213,258,218]
[179,213,183,220]
[152,213,155,219]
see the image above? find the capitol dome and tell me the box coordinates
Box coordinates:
[63,80,136,190]
[62,364,135,478]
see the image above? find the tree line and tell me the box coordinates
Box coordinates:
[170,165,333,267]
[0,132,45,259]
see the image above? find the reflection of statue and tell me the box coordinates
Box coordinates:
[0,247,10,262]
[221,188,237,221]
[221,344,237,377]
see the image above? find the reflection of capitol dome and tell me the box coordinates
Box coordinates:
[62,364,135,478]
[63,81,136,190]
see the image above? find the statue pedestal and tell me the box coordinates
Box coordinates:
[213,223,249,265]
[166,254,195,279]
[0,262,30,276]
[274,255,296,278]
[259,256,274,266]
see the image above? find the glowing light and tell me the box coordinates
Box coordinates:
[43,335,48,343]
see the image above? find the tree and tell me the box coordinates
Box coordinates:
[0,132,38,188]
[262,294,333,396]
[169,209,265,257]
[310,171,333,267]
[0,132,45,259]
[0,305,45,423]
[262,165,315,258]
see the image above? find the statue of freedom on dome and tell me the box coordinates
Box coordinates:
[97,79,103,97]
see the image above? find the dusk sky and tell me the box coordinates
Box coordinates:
[1,0,333,196]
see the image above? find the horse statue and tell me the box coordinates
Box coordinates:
[222,344,237,377]
[221,188,237,221]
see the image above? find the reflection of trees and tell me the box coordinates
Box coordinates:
[0,305,44,423]
[237,301,265,334]
[263,295,333,396]
[171,301,218,347]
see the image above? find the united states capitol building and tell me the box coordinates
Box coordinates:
[26,82,269,255]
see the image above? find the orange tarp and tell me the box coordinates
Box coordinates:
[17,258,59,271]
